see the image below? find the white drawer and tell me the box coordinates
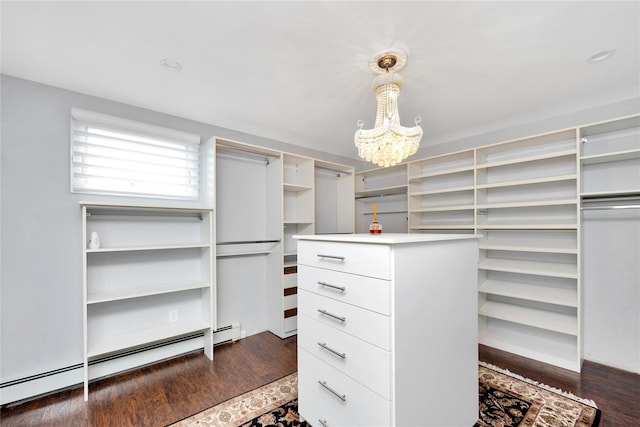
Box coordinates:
[298,240,391,279]
[298,314,391,399]
[298,290,391,351]
[298,265,391,315]
[298,348,391,426]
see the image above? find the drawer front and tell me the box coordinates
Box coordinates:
[298,314,391,399]
[298,290,391,351]
[298,240,391,279]
[298,348,391,426]
[298,265,391,315]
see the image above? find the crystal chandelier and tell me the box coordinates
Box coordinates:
[355,49,423,167]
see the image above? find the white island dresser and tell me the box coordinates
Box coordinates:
[294,233,479,427]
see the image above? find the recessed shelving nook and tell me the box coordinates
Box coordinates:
[213,138,354,340]
[81,202,215,401]
[355,164,408,233]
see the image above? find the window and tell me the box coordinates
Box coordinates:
[71,108,200,200]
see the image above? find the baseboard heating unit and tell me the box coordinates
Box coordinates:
[1,322,242,405]
[213,322,242,345]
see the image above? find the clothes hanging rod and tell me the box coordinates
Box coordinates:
[581,205,640,211]
[216,239,281,245]
[216,143,281,159]
[315,165,353,176]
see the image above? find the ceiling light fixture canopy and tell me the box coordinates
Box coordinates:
[355,48,423,167]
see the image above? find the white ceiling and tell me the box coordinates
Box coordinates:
[2,1,639,160]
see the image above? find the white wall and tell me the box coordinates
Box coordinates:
[0,75,357,397]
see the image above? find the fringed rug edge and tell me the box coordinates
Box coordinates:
[479,361,598,408]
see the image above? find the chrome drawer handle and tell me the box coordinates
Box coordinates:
[318,419,329,427]
[317,254,345,262]
[317,309,346,322]
[317,341,346,359]
[317,281,346,292]
[318,380,346,402]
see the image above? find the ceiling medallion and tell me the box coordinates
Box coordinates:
[355,48,422,167]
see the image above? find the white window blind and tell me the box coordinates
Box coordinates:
[71,108,200,200]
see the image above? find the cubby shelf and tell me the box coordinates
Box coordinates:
[479,239,577,254]
[479,301,577,336]
[408,164,475,180]
[87,243,210,253]
[479,258,577,278]
[479,279,577,307]
[580,149,640,165]
[476,149,577,169]
[87,281,211,304]
[476,174,577,189]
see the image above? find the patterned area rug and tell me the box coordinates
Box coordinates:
[476,362,600,427]
[169,364,600,427]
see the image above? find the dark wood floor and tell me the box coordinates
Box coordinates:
[2,332,638,426]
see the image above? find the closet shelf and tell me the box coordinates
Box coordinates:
[476,149,577,169]
[87,281,211,305]
[476,174,577,189]
[87,320,210,359]
[580,149,640,165]
[477,222,578,230]
[410,224,475,230]
[479,301,577,336]
[409,185,474,196]
[479,238,577,254]
[87,243,209,253]
[283,183,313,192]
[479,279,577,307]
[409,205,475,213]
[476,199,577,210]
[408,165,474,180]
[362,210,408,215]
[478,258,577,279]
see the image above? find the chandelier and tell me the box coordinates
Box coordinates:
[354,49,423,167]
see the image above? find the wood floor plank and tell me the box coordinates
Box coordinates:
[1,333,637,426]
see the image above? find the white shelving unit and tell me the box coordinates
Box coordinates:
[355,164,408,233]
[214,138,282,342]
[475,128,581,371]
[213,139,354,340]
[278,154,315,337]
[408,149,475,233]
[81,202,215,400]
[580,115,640,373]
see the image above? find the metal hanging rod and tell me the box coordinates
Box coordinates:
[216,143,281,159]
[216,239,281,245]
[315,165,353,176]
[581,205,640,211]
